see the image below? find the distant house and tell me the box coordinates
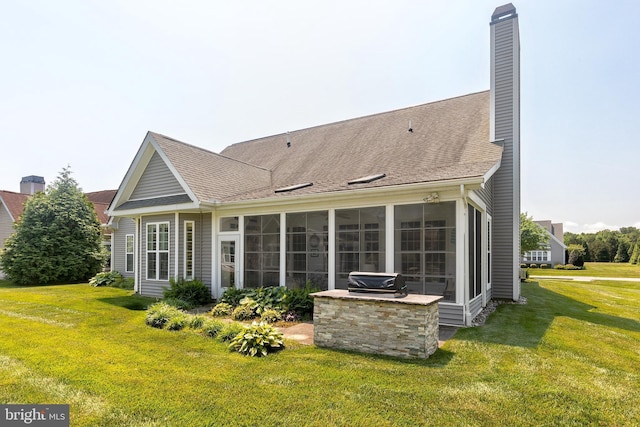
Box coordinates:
[107,4,521,326]
[0,176,117,277]
[522,220,567,266]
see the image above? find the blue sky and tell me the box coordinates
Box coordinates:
[1,1,638,233]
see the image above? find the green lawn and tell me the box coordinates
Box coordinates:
[1,277,639,426]
[529,262,640,278]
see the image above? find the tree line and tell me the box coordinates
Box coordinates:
[565,227,640,264]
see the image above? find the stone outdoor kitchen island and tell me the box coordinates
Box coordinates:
[312,290,442,359]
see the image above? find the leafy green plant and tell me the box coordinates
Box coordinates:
[201,319,226,338]
[166,314,189,331]
[163,278,211,308]
[554,264,565,270]
[145,302,184,329]
[112,277,135,290]
[217,322,245,342]
[260,308,282,323]
[228,321,284,357]
[211,302,233,317]
[219,286,250,307]
[283,281,319,319]
[90,271,123,287]
[163,297,194,310]
[188,315,207,329]
[231,303,256,321]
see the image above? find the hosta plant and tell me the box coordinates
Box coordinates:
[229,321,284,357]
[145,302,184,329]
[211,302,233,317]
[260,308,282,323]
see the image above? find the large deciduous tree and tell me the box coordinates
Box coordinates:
[520,212,549,255]
[0,167,108,285]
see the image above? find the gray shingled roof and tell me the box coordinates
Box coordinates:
[218,91,500,201]
[144,91,499,205]
[148,132,271,203]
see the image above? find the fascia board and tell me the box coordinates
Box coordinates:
[110,201,203,218]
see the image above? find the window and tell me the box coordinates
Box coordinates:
[468,205,482,299]
[125,234,134,273]
[244,214,280,288]
[147,222,169,280]
[184,221,194,280]
[220,217,239,232]
[286,211,328,290]
[335,207,385,289]
[394,202,456,301]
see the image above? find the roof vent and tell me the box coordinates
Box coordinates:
[348,173,386,185]
[408,120,413,133]
[275,182,313,193]
[286,132,291,148]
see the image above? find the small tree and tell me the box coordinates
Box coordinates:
[567,244,585,267]
[520,212,549,254]
[0,167,108,285]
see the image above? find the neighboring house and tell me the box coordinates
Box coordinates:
[107,4,521,326]
[0,177,117,277]
[522,220,567,266]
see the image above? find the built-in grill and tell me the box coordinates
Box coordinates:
[347,272,407,297]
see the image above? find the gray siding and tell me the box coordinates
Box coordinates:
[468,295,484,321]
[439,303,464,326]
[490,9,520,300]
[474,176,494,216]
[112,218,136,279]
[139,214,175,298]
[177,213,212,288]
[131,151,185,200]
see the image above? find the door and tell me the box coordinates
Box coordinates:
[218,235,240,292]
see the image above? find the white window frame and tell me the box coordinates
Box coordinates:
[146,222,170,281]
[184,221,195,280]
[125,234,134,273]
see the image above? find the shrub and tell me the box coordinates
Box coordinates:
[564,264,583,270]
[231,303,256,321]
[163,278,211,308]
[554,264,565,270]
[283,282,319,319]
[201,319,226,338]
[90,271,123,287]
[261,308,283,323]
[163,297,194,310]
[112,277,135,290]
[229,321,284,357]
[529,263,539,268]
[540,264,548,269]
[166,314,189,331]
[520,264,528,269]
[188,315,207,329]
[219,287,250,307]
[211,302,233,317]
[145,302,183,329]
[217,322,245,342]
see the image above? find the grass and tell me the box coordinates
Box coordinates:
[1,276,639,426]
[529,261,640,277]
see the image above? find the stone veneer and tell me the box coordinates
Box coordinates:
[312,290,442,359]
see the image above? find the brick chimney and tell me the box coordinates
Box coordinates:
[489,3,521,300]
[20,176,45,195]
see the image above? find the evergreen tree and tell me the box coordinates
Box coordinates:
[0,167,107,285]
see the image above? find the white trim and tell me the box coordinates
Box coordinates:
[385,205,394,274]
[328,208,336,290]
[279,212,286,287]
[183,220,195,280]
[174,212,179,280]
